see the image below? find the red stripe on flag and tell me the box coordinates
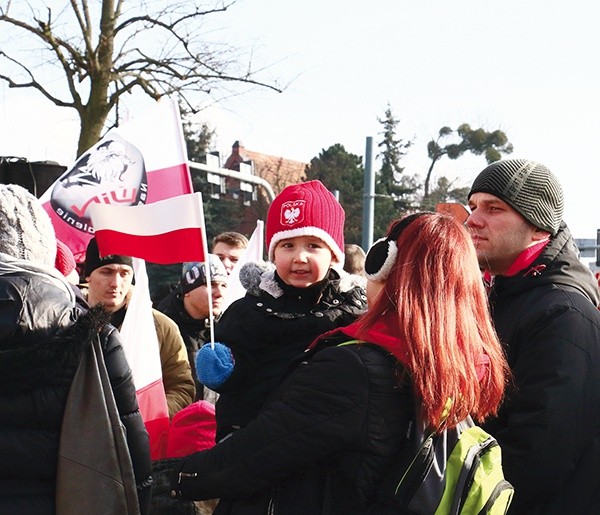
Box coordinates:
[43,203,94,263]
[146,163,193,203]
[136,378,170,460]
[95,227,205,264]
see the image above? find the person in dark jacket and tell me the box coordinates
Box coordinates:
[467,158,600,514]
[196,180,367,442]
[156,254,229,403]
[0,184,152,514]
[170,212,509,514]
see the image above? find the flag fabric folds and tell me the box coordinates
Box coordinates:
[89,193,206,265]
[39,98,192,263]
[119,258,170,460]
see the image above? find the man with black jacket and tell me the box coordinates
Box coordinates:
[156,254,228,403]
[467,159,600,514]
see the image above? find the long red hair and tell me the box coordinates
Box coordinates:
[357,213,509,428]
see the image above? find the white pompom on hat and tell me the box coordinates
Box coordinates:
[0,184,56,267]
[266,180,345,264]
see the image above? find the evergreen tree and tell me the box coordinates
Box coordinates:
[420,177,470,211]
[304,144,364,245]
[374,105,419,238]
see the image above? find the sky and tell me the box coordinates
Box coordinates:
[0,0,598,243]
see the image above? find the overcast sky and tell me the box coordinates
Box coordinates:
[1,0,598,242]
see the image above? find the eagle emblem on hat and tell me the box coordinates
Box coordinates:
[280,200,305,226]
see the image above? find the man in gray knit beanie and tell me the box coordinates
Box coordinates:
[466,158,600,514]
[469,158,564,236]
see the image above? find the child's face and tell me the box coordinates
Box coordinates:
[273,235,334,288]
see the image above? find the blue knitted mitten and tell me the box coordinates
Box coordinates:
[196,342,234,390]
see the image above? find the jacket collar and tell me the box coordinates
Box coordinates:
[490,223,600,306]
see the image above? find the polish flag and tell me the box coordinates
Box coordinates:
[90,193,210,460]
[118,258,171,460]
[39,97,192,263]
[38,98,195,460]
[88,193,207,264]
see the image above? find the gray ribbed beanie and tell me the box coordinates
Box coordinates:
[468,159,564,235]
[0,184,56,266]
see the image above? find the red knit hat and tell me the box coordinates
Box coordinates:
[165,400,217,458]
[55,239,77,278]
[266,180,345,264]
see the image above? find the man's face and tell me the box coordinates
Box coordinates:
[466,192,542,276]
[183,281,228,319]
[86,263,134,312]
[212,242,245,275]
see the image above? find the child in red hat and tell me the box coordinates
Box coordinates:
[197,180,367,441]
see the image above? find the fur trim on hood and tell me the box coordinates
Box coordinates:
[0,305,112,394]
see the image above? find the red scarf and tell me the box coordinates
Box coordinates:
[497,239,549,278]
[309,312,410,367]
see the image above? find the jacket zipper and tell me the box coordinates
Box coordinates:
[178,472,198,481]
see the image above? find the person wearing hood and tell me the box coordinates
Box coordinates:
[467,159,600,514]
[171,212,508,514]
[0,184,152,514]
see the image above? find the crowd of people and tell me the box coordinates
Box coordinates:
[0,158,599,515]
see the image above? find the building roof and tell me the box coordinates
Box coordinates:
[223,141,307,194]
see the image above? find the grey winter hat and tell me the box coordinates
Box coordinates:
[181,254,228,294]
[468,159,564,236]
[0,184,56,267]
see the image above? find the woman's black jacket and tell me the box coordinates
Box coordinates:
[0,269,152,514]
[173,336,413,514]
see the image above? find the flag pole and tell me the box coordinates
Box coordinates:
[194,193,215,349]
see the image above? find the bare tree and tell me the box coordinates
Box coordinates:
[0,0,282,156]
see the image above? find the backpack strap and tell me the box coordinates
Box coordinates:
[336,339,364,346]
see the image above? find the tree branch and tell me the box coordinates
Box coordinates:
[0,52,75,108]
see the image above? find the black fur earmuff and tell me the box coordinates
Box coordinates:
[364,213,427,282]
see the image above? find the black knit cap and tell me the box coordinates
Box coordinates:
[84,236,133,277]
[468,159,564,236]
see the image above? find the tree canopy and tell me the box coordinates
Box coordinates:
[0,0,282,156]
[374,105,419,235]
[424,123,513,198]
[304,144,365,245]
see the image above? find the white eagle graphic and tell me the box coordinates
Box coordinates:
[284,206,301,225]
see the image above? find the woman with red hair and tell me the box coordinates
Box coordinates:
[357,212,509,429]
[171,212,509,514]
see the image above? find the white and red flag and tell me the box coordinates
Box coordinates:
[89,193,210,459]
[88,193,207,264]
[39,97,192,263]
[118,258,171,460]
[39,98,196,460]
